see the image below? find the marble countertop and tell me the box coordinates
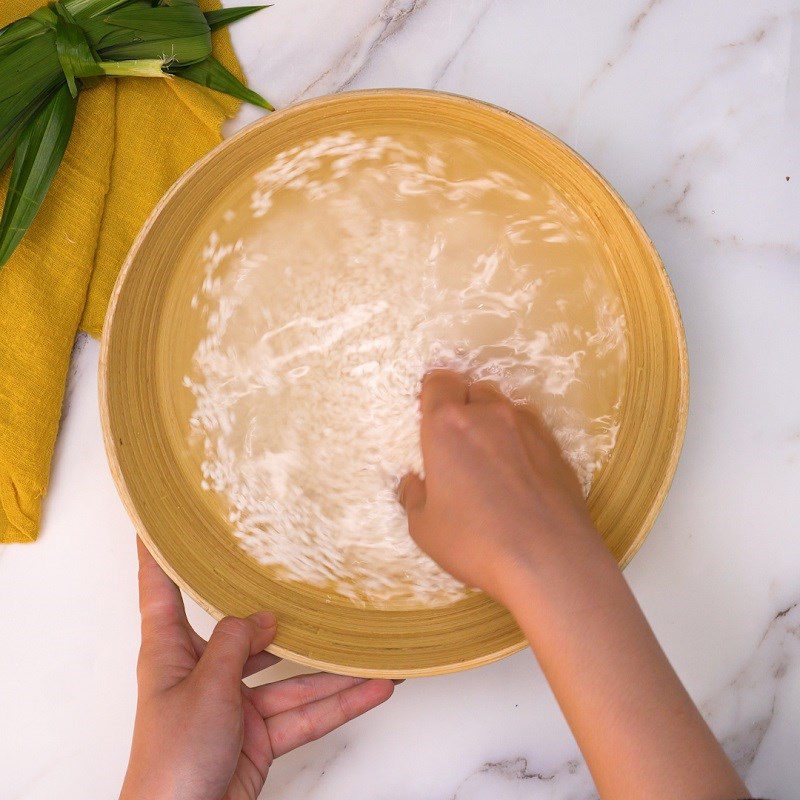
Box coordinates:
[2,1,799,798]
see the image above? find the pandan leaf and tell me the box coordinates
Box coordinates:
[64,0,141,19]
[153,0,204,6]
[204,6,270,33]
[54,3,103,96]
[0,16,53,57]
[0,121,26,173]
[0,91,56,172]
[169,54,273,110]
[86,4,212,65]
[101,6,209,37]
[0,84,77,269]
[29,8,59,27]
[0,36,64,136]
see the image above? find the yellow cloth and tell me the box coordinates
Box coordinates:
[0,1,247,542]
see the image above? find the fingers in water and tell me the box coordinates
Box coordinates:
[398,473,426,515]
[467,379,505,404]
[420,369,468,414]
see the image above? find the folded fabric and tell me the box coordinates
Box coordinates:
[0,0,247,542]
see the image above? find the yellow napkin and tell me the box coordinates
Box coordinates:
[0,1,249,542]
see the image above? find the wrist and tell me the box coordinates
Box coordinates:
[494,520,623,618]
[120,750,177,800]
[120,772,168,800]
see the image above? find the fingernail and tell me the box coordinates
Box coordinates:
[250,611,277,630]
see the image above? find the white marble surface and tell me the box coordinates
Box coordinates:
[2,1,799,797]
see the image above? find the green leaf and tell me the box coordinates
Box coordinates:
[29,8,59,27]
[101,5,209,37]
[0,123,24,174]
[84,3,212,64]
[0,17,53,58]
[153,0,205,6]
[0,91,56,172]
[54,2,103,96]
[0,35,64,137]
[169,54,273,110]
[64,0,141,19]
[204,6,270,33]
[0,84,77,269]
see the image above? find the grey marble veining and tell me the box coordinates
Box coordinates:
[1,2,798,798]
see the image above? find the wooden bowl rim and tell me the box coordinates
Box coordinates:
[99,88,688,677]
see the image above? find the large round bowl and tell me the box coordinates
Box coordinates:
[100,89,688,678]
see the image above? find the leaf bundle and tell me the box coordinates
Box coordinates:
[0,0,271,268]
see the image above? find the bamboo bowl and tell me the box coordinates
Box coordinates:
[100,90,688,678]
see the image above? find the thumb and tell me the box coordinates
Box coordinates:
[399,473,426,520]
[196,612,277,685]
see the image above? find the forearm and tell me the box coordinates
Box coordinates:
[500,526,749,800]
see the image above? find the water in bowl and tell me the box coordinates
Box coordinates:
[182,127,627,607]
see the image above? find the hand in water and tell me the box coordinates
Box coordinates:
[120,540,394,800]
[400,369,598,602]
[401,368,749,800]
